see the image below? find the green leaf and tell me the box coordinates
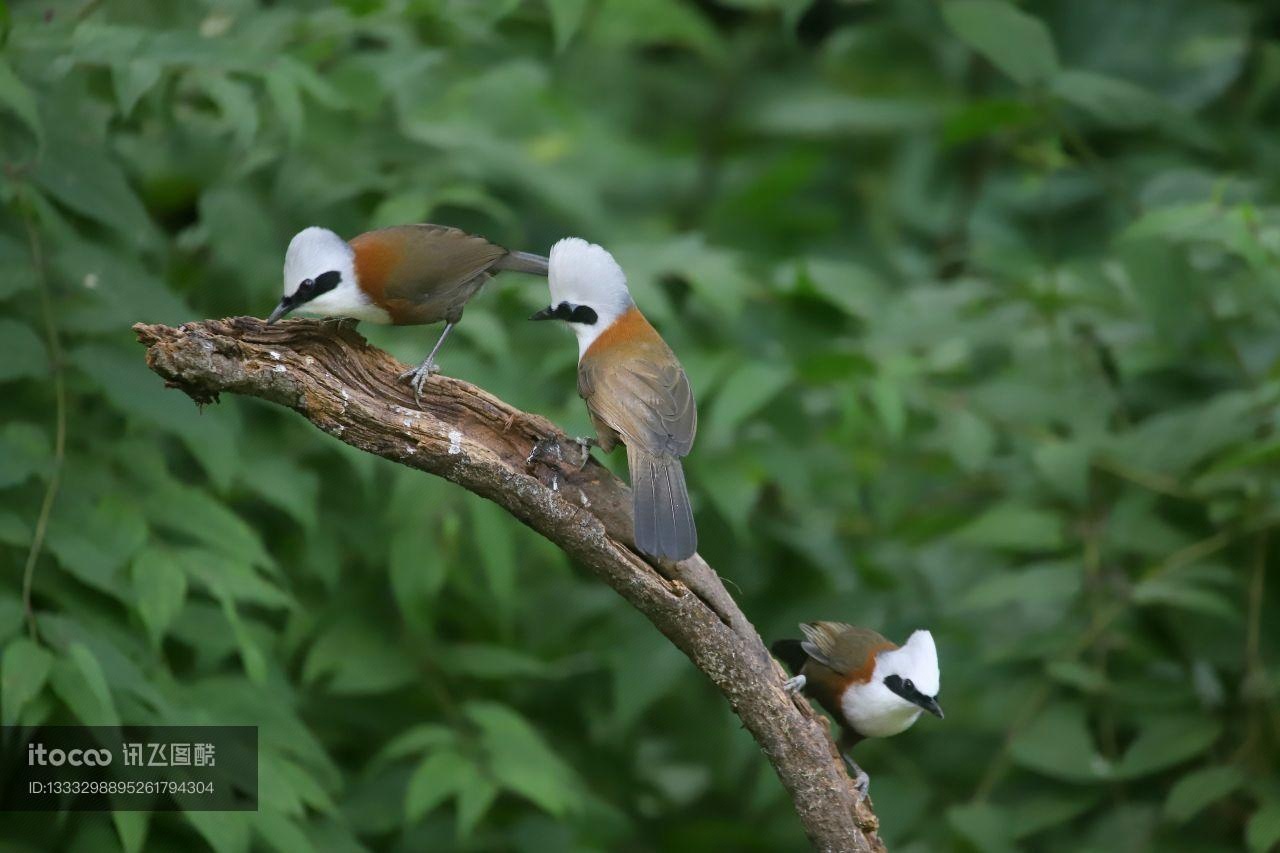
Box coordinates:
[594,0,723,60]
[1046,661,1107,694]
[1164,765,1243,821]
[706,362,791,448]
[266,67,304,141]
[1033,440,1090,504]
[0,318,48,382]
[942,408,996,474]
[751,93,938,137]
[235,454,319,530]
[49,642,120,726]
[271,756,337,815]
[47,498,148,594]
[302,618,417,694]
[546,0,587,51]
[870,374,906,440]
[374,724,456,769]
[1011,705,1108,783]
[389,521,449,619]
[942,1,1060,86]
[0,57,41,143]
[131,547,188,647]
[213,590,267,685]
[0,421,51,489]
[443,644,551,679]
[251,812,314,853]
[257,752,310,815]
[1051,70,1171,128]
[0,596,24,643]
[112,60,162,117]
[404,749,471,823]
[466,701,580,817]
[0,234,36,301]
[1050,0,1247,110]
[0,512,29,549]
[369,191,430,231]
[1122,203,1222,245]
[142,482,273,570]
[612,634,687,730]
[790,258,886,318]
[1132,577,1239,621]
[947,802,1018,853]
[69,344,239,488]
[1008,792,1100,839]
[469,499,516,617]
[454,769,499,838]
[196,72,260,149]
[56,239,193,326]
[957,503,1065,552]
[957,563,1080,611]
[32,119,153,245]
[1,637,53,725]
[184,812,250,853]
[1248,803,1280,853]
[177,548,292,610]
[1113,716,1221,779]
[112,811,150,853]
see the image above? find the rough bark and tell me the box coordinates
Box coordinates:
[133,317,884,853]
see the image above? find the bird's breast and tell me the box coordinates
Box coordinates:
[580,307,662,362]
[840,680,924,739]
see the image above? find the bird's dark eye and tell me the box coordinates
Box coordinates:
[299,278,315,294]
[568,305,598,325]
[904,679,915,691]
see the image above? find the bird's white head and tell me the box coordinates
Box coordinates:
[270,227,380,324]
[877,630,940,698]
[843,629,943,739]
[531,237,635,359]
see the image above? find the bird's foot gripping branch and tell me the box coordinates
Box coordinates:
[133,317,884,853]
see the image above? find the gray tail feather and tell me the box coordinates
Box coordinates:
[495,250,549,276]
[629,449,697,561]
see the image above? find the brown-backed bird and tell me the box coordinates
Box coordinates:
[773,622,942,794]
[531,237,697,562]
[268,224,548,404]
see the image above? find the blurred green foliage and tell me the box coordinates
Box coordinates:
[1,0,1279,850]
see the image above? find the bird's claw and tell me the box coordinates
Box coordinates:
[526,436,562,469]
[782,674,807,695]
[842,755,871,800]
[526,436,596,471]
[571,436,596,470]
[398,360,440,408]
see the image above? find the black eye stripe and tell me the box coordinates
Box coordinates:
[885,673,936,713]
[549,302,598,325]
[293,270,342,304]
[569,305,598,325]
[314,270,341,292]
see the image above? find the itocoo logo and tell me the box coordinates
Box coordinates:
[27,743,112,766]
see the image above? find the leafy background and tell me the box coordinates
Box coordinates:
[1,0,1279,850]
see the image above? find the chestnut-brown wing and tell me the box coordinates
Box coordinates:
[578,338,696,458]
[799,622,894,678]
[355,224,508,322]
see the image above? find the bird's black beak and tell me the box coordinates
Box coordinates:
[529,306,556,321]
[917,696,944,719]
[266,298,292,325]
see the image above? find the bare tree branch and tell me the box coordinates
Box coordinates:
[133,317,884,853]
